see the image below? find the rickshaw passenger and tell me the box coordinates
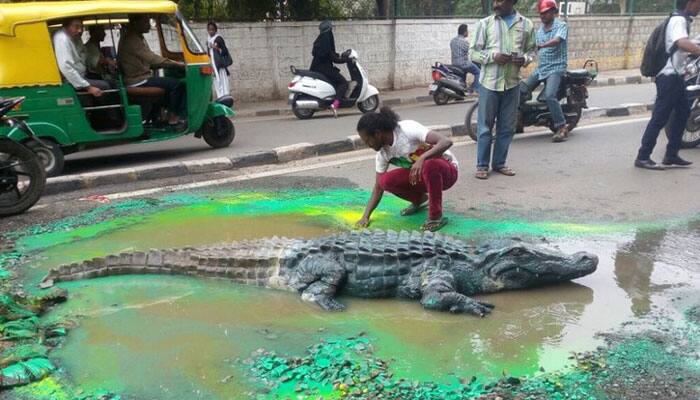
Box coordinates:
[85,25,116,78]
[52,18,110,97]
[118,14,187,127]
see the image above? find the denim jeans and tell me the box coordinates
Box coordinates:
[521,72,566,129]
[476,85,519,170]
[637,74,690,161]
[456,62,481,91]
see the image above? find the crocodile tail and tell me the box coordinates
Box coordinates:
[40,249,196,287]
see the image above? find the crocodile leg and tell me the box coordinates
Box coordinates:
[419,270,495,317]
[288,254,347,311]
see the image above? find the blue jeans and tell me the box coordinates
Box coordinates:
[637,74,690,160]
[521,72,566,129]
[456,62,481,91]
[476,85,519,170]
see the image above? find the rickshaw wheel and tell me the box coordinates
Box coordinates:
[201,116,235,149]
[26,139,64,177]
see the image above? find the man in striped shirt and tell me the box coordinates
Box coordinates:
[470,0,536,180]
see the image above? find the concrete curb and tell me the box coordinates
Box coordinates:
[235,74,651,119]
[45,102,653,196]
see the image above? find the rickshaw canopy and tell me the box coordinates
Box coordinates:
[0,0,178,37]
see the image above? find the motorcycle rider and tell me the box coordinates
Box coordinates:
[450,24,480,94]
[310,20,348,117]
[521,0,570,142]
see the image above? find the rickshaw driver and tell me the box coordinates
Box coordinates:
[52,18,111,97]
[118,14,187,129]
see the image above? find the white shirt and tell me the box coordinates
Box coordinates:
[659,15,690,76]
[52,29,90,89]
[375,120,459,173]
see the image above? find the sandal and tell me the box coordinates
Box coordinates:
[421,217,449,232]
[475,169,489,180]
[400,199,428,216]
[493,166,516,176]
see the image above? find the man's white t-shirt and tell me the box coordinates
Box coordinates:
[659,15,690,76]
[375,120,459,173]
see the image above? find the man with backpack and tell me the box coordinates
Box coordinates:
[636,0,700,170]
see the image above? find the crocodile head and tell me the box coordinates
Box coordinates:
[476,242,598,292]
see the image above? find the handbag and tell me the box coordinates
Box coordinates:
[213,39,233,69]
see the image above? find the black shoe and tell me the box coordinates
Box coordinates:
[662,156,693,166]
[634,159,666,170]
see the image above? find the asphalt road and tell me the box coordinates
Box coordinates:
[61,83,656,175]
[10,114,696,233]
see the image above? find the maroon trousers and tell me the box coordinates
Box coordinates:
[378,158,458,220]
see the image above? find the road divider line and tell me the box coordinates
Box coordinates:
[44,108,652,197]
[97,116,652,200]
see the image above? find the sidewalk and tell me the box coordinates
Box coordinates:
[234,69,650,119]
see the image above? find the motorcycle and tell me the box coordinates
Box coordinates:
[288,49,380,119]
[669,54,700,148]
[429,62,474,105]
[0,97,47,217]
[464,60,598,141]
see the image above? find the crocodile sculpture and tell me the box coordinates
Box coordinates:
[40,230,598,317]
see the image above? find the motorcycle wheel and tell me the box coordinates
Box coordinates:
[667,107,700,148]
[201,116,235,148]
[0,139,46,217]
[358,95,379,113]
[465,101,479,141]
[26,139,64,177]
[433,90,450,106]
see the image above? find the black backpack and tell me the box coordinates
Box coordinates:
[640,12,685,77]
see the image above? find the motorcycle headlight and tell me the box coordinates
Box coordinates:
[687,63,699,76]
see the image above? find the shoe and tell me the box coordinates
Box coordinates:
[330,100,340,118]
[634,159,666,170]
[552,126,569,142]
[662,156,693,166]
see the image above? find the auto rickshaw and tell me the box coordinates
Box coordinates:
[0,0,235,176]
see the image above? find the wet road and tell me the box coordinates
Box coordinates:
[61,83,656,175]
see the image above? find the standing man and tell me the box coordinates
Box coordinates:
[521,0,569,142]
[470,0,536,180]
[635,0,700,170]
[53,18,110,97]
[450,24,481,93]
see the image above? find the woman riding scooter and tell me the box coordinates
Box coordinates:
[310,20,348,116]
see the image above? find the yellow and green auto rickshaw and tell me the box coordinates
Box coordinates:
[0,0,235,176]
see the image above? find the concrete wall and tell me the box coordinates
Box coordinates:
[190,16,669,101]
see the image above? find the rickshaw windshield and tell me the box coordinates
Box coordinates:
[176,11,206,55]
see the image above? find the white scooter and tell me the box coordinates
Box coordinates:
[288,49,380,119]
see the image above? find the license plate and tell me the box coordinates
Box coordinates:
[288,93,295,101]
[429,84,438,92]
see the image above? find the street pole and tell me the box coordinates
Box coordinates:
[563,0,569,18]
[628,0,636,15]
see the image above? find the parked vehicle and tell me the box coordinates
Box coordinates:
[429,62,473,105]
[0,1,235,177]
[465,60,598,140]
[288,49,379,119]
[669,55,700,148]
[0,97,47,217]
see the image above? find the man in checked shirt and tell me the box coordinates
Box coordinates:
[521,0,570,142]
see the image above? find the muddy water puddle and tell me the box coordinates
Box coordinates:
[28,218,699,399]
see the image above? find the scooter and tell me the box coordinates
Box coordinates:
[288,49,380,119]
[464,60,597,140]
[429,62,473,105]
[0,97,47,217]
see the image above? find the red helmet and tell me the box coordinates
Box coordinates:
[538,0,558,13]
